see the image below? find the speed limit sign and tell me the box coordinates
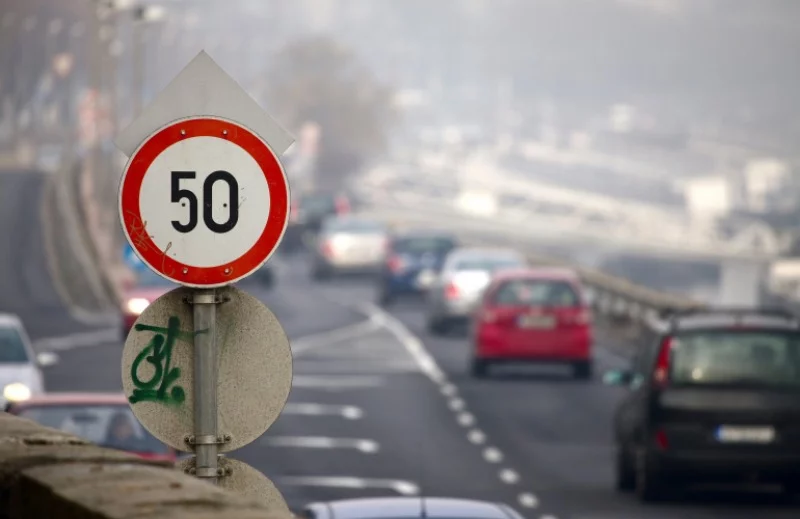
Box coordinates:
[118,116,290,287]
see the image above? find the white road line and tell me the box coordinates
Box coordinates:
[457,412,475,427]
[282,403,363,420]
[34,327,118,351]
[360,302,447,385]
[518,493,539,508]
[448,398,466,411]
[278,476,420,496]
[483,447,504,463]
[291,317,381,355]
[499,468,520,484]
[292,375,385,391]
[440,383,458,396]
[263,436,379,453]
[467,429,486,444]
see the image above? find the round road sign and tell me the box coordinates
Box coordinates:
[121,285,293,452]
[177,457,290,513]
[119,116,289,287]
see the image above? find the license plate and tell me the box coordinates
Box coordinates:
[517,315,555,329]
[715,426,775,444]
[415,270,435,288]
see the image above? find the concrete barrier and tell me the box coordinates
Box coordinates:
[0,413,291,519]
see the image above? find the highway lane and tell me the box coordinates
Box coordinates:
[0,171,91,340]
[309,270,800,519]
[25,248,800,519]
[37,257,537,516]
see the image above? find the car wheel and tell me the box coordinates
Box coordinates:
[471,358,489,378]
[615,444,636,492]
[312,267,330,281]
[573,360,593,380]
[636,455,667,502]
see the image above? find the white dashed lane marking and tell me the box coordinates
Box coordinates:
[282,403,364,420]
[263,436,380,454]
[354,303,558,519]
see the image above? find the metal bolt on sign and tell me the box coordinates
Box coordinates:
[116,50,295,513]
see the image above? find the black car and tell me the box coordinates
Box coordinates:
[377,231,458,305]
[283,191,352,252]
[604,307,800,502]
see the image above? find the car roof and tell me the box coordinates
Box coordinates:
[308,497,513,519]
[12,393,129,407]
[447,247,524,260]
[0,313,23,327]
[654,308,800,334]
[391,230,457,241]
[491,267,580,283]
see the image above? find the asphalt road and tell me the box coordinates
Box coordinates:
[2,173,798,519]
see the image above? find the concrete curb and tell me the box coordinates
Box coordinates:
[0,413,292,519]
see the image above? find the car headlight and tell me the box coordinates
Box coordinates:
[126,298,150,315]
[3,383,31,402]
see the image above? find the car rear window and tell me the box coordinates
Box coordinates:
[393,237,455,255]
[300,195,337,213]
[492,279,579,307]
[324,219,385,234]
[0,327,29,363]
[670,330,800,387]
[16,404,170,454]
[454,257,523,272]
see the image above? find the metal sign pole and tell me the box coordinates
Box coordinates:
[192,288,219,483]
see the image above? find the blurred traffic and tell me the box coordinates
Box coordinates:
[4,1,800,519]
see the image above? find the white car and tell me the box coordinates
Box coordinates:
[301,497,525,519]
[0,313,58,409]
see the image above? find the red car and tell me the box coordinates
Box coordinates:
[470,268,593,379]
[121,269,175,342]
[7,393,177,462]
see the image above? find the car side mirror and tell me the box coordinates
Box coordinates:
[602,369,632,386]
[36,351,59,368]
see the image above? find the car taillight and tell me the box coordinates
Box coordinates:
[335,196,350,214]
[290,204,299,221]
[445,282,459,300]
[654,429,669,450]
[388,255,405,273]
[653,337,673,387]
[321,240,334,257]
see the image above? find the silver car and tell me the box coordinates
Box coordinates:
[311,215,388,280]
[0,313,58,410]
[426,247,527,334]
[301,497,525,519]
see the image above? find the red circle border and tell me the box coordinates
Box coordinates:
[119,117,289,287]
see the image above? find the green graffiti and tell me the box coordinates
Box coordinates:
[128,316,206,406]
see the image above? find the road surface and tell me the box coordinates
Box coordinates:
[2,172,799,519]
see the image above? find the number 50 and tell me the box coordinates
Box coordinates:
[171,170,239,234]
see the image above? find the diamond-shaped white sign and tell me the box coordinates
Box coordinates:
[115,50,293,157]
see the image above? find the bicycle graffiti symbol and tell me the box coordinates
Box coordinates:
[128,315,206,406]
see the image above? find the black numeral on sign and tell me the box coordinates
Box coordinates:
[170,170,239,234]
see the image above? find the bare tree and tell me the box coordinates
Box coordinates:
[267,36,396,188]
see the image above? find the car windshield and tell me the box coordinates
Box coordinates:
[453,256,523,272]
[324,219,385,234]
[0,326,29,363]
[135,269,175,288]
[393,237,456,255]
[16,404,171,454]
[493,279,579,307]
[670,330,800,387]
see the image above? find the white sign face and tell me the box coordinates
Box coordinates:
[139,136,271,268]
[119,117,290,287]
